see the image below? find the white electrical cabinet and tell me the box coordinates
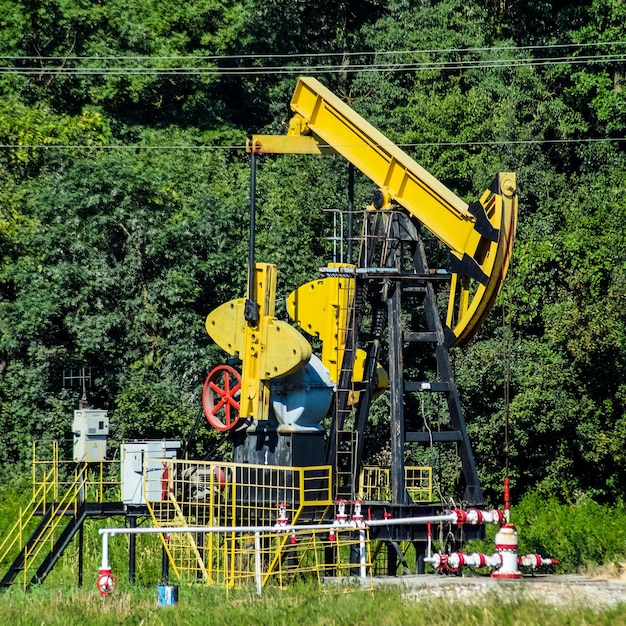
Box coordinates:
[72,409,109,462]
[121,441,181,506]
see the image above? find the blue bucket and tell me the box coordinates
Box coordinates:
[157,584,178,606]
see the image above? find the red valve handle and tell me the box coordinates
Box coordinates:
[96,568,117,597]
[202,365,241,431]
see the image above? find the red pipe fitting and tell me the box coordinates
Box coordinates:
[96,567,117,597]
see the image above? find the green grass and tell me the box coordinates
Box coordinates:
[3,480,626,624]
[0,582,625,626]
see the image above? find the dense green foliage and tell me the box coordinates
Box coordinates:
[515,491,626,572]
[1,0,625,506]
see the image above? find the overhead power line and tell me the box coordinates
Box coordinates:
[0,54,625,76]
[1,40,625,63]
[1,137,625,151]
[0,42,625,76]
[0,53,626,76]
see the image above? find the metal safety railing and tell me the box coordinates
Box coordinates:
[0,465,57,569]
[359,466,432,502]
[0,441,123,590]
[0,463,88,590]
[143,458,333,586]
[31,441,121,503]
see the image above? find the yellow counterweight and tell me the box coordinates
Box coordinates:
[205,263,312,421]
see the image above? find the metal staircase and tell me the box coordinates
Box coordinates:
[0,463,88,590]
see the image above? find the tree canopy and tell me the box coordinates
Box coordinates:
[1,0,625,503]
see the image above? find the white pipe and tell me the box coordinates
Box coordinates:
[97,513,461,580]
[254,532,262,595]
[465,508,504,525]
[100,530,110,570]
[97,513,460,539]
[425,551,502,571]
[96,511,467,592]
[358,528,367,578]
[365,514,457,528]
[518,554,560,568]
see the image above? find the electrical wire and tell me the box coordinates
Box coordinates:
[501,258,514,476]
[1,39,625,62]
[0,137,624,151]
[1,52,625,76]
[420,393,448,509]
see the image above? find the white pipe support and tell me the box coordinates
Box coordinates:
[358,528,367,578]
[254,532,262,596]
[100,531,110,571]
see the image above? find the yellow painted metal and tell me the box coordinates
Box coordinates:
[1,444,114,590]
[352,352,389,395]
[206,263,312,420]
[288,77,475,258]
[287,264,389,393]
[359,466,432,502]
[144,458,338,589]
[246,134,334,155]
[445,173,517,345]
[286,262,354,383]
[251,77,518,346]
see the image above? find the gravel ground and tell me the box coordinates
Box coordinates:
[375,574,626,609]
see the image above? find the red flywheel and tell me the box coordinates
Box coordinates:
[202,364,241,431]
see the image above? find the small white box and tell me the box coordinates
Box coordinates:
[121,441,181,505]
[72,409,109,462]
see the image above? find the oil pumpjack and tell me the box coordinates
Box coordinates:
[203,77,517,559]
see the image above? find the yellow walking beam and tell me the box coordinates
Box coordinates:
[248,77,517,346]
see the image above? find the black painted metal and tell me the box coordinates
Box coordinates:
[244,149,260,324]
[412,235,484,505]
[128,515,137,584]
[78,523,84,587]
[347,163,354,263]
[161,541,169,585]
[248,150,256,305]
[29,503,89,588]
[0,501,146,591]
[0,507,54,588]
[330,207,484,508]
[388,281,407,506]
